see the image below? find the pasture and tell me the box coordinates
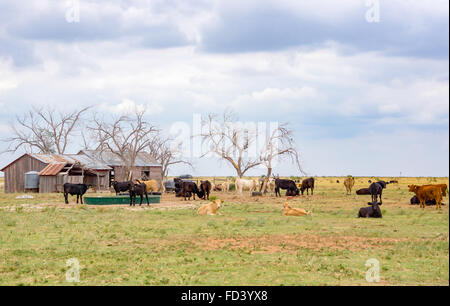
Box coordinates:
[0,177,448,286]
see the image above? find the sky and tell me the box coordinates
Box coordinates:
[0,0,448,177]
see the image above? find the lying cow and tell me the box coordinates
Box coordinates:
[410,196,445,206]
[64,183,90,204]
[356,188,371,195]
[358,202,382,218]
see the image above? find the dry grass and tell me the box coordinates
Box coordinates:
[0,176,448,286]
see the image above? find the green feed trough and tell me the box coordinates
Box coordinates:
[84,195,161,205]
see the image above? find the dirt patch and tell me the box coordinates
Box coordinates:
[194,234,408,253]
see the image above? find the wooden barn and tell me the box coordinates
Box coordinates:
[77,150,163,183]
[0,151,163,193]
[0,153,111,193]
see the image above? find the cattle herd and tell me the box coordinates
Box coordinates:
[62,176,448,218]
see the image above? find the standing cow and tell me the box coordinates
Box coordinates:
[300,178,315,195]
[63,183,90,204]
[344,177,355,195]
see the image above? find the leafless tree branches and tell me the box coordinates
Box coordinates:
[147,136,193,184]
[4,106,90,154]
[88,109,158,180]
[259,123,305,192]
[200,111,261,178]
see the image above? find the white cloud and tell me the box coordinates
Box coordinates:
[100,99,164,115]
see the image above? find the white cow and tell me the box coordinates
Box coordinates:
[235,177,258,195]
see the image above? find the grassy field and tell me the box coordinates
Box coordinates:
[0,176,448,286]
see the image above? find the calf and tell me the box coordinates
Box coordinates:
[112,181,133,195]
[300,178,315,195]
[129,183,149,206]
[63,183,89,204]
[200,180,212,200]
[358,202,382,218]
[274,179,299,197]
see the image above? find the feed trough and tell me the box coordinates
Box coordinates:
[84,195,161,205]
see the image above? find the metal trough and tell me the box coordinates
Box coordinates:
[84,195,161,205]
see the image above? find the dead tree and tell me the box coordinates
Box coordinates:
[200,111,261,178]
[89,110,158,181]
[147,136,193,190]
[4,106,90,154]
[259,124,305,193]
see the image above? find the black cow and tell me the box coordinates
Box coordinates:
[358,202,382,218]
[200,180,212,200]
[300,178,315,195]
[63,183,89,204]
[410,195,445,206]
[112,181,133,195]
[356,188,371,195]
[274,179,299,197]
[368,180,372,183]
[336,180,340,183]
[174,178,203,200]
[129,183,149,206]
[368,181,388,205]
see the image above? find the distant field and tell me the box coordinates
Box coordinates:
[0,177,448,285]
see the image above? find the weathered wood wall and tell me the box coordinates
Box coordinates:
[3,155,47,193]
[113,166,162,183]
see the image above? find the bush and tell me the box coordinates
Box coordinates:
[229,183,236,191]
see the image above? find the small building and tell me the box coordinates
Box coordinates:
[0,153,111,193]
[77,150,162,184]
[0,151,162,193]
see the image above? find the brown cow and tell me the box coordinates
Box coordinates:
[344,177,355,195]
[422,184,448,197]
[408,185,443,210]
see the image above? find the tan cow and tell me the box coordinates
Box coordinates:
[198,200,222,215]
[344,177,355,195]
[282,202,311,216]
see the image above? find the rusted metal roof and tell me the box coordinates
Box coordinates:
[78,150,161,167]
[39,163,66,176]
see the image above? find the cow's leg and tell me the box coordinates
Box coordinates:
[64,192,68,204]
[80,194,83,204]
[139,194,143,206]
[76,194,79,204]
[311,187,314,195]
[145,193,149,206]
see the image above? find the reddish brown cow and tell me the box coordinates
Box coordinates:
[408,184,443,210]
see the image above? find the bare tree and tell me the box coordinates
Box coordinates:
[147,136,193,186]
[200,111,261,178]
[4,106,90,154]
[259,124,305,192]
[89,110,158,181]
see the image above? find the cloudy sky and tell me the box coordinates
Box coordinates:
[0,0,448,177]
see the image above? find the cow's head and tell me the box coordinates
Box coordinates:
[408,185,418,193]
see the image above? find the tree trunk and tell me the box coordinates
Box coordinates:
[260,167,272,193]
